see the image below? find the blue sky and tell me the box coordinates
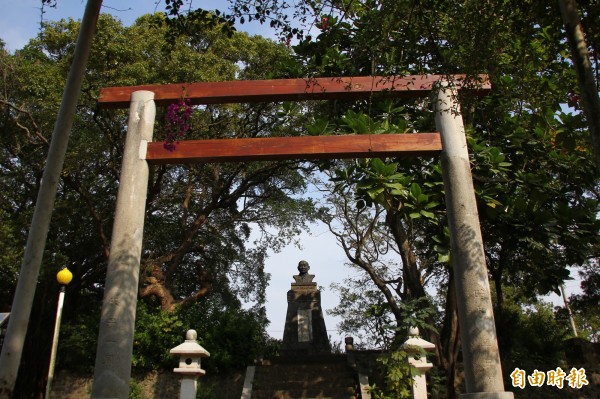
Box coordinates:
[0,0,351,343]
[0,0,274,52]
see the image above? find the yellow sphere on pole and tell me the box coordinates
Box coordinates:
[56,267,73,286]
[47,266,72,399]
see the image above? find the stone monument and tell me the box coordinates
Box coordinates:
[281,261,331,354]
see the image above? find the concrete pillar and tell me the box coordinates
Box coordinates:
[0,2,102,397]
[91,91,155,399]
[240,366,256,399]
[435,83,513,399]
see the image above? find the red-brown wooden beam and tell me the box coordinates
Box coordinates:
[98,75,490,108]
[144,133,442,164]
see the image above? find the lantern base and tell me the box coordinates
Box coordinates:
[173,368,206,377]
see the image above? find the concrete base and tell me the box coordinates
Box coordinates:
[281,277,330,354]
[460,393,514,399]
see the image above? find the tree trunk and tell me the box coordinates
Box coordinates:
[440,269,460,399]
[385,210,426,299]
[559,0,600,172]
[385,209,461,399]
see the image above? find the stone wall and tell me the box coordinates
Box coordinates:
[51,368,246,399]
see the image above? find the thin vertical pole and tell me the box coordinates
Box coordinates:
[91,90,155,399]
[0,2,102,397]
[45,288,66,399]
[435,82,513,399]
[560,284,578,337]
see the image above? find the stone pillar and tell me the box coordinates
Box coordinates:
[0,2,102,397]
[91,91,155,399]
[240,366,256,399]
[282,261,330,354]
[435,82,513,399]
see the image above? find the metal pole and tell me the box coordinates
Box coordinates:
[435,82,514,399]
[560,284,578,337]
[0,2,102,397]
[91,90,155,399]
[45,287,66,399]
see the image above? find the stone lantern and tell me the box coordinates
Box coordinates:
[402,326,435,399]
[170,329,210,399]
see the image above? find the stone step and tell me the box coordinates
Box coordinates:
[250,388,357,399]
[250,356,359,399]
[254,364,352,374]
[254,371,355,381]
[253,378,354,386]
[252,386,356,393]
[264,355,348,365]
[252,377,355,386]
[252,395,357,399]
[252,384,355,393]
[255,366,352,372]
[252,396,357,399]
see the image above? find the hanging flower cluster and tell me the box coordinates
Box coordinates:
[318,16,330,31]
[164,99,193,151]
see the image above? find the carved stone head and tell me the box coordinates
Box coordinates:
[297,260,310,275]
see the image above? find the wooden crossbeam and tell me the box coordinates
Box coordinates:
[99,75,490,108]
[144,133,442,164]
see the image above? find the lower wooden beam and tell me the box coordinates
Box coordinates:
[144,133,442,164]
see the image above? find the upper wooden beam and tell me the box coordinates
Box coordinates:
[98,75,490,109]
[144,133,442,164]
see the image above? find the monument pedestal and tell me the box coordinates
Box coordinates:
[281,262,330,355]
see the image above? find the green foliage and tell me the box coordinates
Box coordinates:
[195,381,218,399]
[178,298,272,373]
[1,13,320,396]
[161,4,236,48]
[0,209,22,311]
[2,3,599,399]
[132,302,185,369]
[58,306,100,372]
[128,379,146,399]
[330,275,396,349]
[165,2,598,399]
[392,297,438,341]
[299,0,600,302]
[496,292,569,372]
[561,263,600,342]
[259,2,600,397]
[364,297,437,398]
[370,348,415,399]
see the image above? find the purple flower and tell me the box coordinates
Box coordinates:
[164,99,193,150]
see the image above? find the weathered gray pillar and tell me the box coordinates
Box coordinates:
[435,83,513,399]
[91,91,155,399]
[0,2,102,397]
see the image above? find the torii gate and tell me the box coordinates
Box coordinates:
[90,75,513,399]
